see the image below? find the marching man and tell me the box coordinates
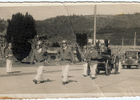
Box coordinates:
[116,48,122,74]
[82,45,88,77]
[58,40,76,85]
[82,44,98,79]
[5,43,13,74]
[89,45,98,79]
[31,40,48,84]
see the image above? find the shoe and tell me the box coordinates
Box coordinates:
[117,72,120,74]
[7,72,12,74]
[83,75,87,77]
[62,81,68,85]
[33,79,37,84]
[91,75,96,79]
[91,77,96,79]
[91,77,95,79]
[40,80,44,83]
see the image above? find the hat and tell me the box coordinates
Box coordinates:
[36,40,43,46]
[83,46,87,49]
[62,40,67,44]
[91,45,96,49]
[100,43,105,47]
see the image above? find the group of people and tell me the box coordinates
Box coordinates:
[4,38,120,85]
[30,39,76,85]
[30,39,99,85]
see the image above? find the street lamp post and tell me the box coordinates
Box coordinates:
[93,5,96,45]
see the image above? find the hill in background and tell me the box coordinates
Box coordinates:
[1,13,140,45]
[35,13,140,45]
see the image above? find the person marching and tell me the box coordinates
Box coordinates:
[89,45,98,79]
[82,45,88,77]
[82,44,98,79]
[115,48,122,74]
[30,40,48,84]
[5,43,13,74]
[58,40,76,85]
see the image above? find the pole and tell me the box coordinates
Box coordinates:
[122,37,124,48]
[121,37,124,55]
[134,32,136,50]
[94,5,96,45]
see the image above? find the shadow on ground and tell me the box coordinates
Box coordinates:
[37,79,55,84]
[0,69,82,77]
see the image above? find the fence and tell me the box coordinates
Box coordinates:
[109,38,140,46]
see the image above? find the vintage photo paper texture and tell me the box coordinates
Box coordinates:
[0,2,140,98]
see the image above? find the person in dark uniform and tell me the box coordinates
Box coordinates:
[58,40,76,85]
[5,43,14,74]
[30,40,48,84]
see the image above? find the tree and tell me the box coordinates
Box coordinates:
[6,12,37,62]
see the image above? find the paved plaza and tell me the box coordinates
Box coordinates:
[0,62,140,98]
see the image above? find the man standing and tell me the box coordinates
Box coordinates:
[31,40,48,84]
[5,43,13,74]
[58,40,75,85]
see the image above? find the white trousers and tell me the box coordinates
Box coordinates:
[118,61,122,73]
[90,64,97,77]
[6,59,12,73]
[35,66,44,81]
[83,62,88,75]
[62,65,70,82]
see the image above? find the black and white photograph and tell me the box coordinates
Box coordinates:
[0,2,140,98]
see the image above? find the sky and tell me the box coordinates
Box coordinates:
[0,3,140,20]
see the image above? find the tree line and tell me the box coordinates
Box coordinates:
[35,13,140,45]
[1,12,140,61]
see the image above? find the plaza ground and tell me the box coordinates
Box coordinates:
[0,62,140,98]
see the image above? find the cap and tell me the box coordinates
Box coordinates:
[83,46,87,49]
[62,40,67,44]
[36,40,43,46]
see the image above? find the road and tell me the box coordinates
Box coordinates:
[0,63,140,98]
